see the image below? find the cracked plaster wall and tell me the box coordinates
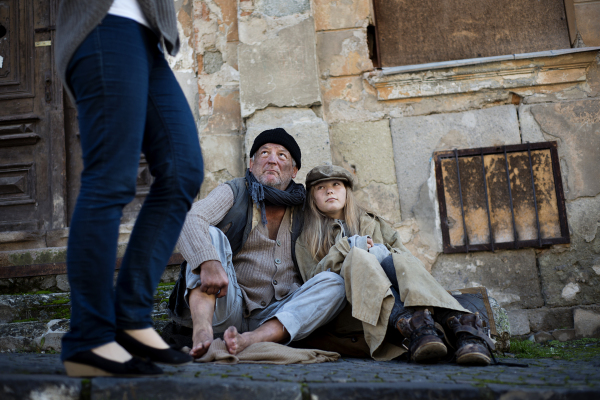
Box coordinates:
[187,0,245,198]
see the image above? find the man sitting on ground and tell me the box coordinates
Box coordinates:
[166,128,346,357]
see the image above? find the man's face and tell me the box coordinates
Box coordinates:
[249,143,298,190]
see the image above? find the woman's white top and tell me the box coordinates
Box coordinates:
[108,0,151,28]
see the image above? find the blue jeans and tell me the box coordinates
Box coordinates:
[61,15,203,361]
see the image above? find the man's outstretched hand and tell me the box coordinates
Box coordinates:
[199,260,228,298]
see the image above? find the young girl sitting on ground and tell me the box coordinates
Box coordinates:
[295,165,495,365]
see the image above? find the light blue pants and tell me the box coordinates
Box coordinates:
[172,227,347,343]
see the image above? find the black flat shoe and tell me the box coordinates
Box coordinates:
[116,330,193,365]
[64,350,163,377]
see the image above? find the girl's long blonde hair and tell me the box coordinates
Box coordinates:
[303,182,366,261]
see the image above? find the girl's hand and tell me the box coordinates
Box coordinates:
[367,237,374,249]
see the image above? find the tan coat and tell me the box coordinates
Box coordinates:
[295,212,469,361]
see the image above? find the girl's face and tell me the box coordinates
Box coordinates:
[313,179,347,220]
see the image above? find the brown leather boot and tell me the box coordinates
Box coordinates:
[396,309,447,363]
[446,312,495,366]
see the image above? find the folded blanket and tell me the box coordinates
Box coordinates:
[192,339,341,365]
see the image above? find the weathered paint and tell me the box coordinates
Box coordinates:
[440,150,561,248]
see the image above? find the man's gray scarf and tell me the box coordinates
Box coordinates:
[245,169,306,226]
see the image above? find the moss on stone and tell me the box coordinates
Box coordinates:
[509,338,600,361]
[46,298,70,305]
[12,318,37,323]
[8,249,68,266]
[9,252,34,266]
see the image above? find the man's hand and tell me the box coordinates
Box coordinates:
[367,237,374,249]
[199,260,228,298]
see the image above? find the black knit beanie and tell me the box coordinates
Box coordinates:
[249,128,301,169]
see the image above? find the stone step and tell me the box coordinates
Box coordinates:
[0,317,172,353]
[0,284,175,353]
[0,284,175,324]
[2,354,600,400]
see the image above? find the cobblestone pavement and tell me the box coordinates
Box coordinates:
[1,353,600,399]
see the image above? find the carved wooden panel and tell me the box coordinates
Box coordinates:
[0,0,65,233]
[0,163,35,206]
[373,0,571,67]
[0,122,41,147]
[0,0,34,99]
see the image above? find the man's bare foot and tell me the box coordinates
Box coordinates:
[190,325,213,358]
[223,326,251,355]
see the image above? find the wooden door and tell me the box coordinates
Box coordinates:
[0,0,66,233]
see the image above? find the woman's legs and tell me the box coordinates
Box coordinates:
[114,40,203,335]
[61,15,202,362]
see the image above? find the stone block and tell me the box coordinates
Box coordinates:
[574,308,600,338]
[223,41,239,70]
[0,375,81,400]
[46,228,69,248]
[161,265,181,283]
[203,50,224,74]
[40,319,69,352]
[202,87,242,135]
[199,134,245,199]
[214,0,238,42]
[0,230,46,252]
[567,196,600,245]
[238,14,268,45]
[391,105,520,219]
[507,309,530,336]
[313,0,370,31]
[0,321,46,352]
[168,3,195,72]
[537,228,600,308]
[489,297,510,350]
[310,383,482,400]
[552,329,577,342]
[173,70,199,120]
[520,99,600,200]
[320,76,386,124]
[528,307,573,332]
[431,249,543,310]
[534,331,554,343]
[256,0,310,17]
[354,182,402,224]
[329,120,396,186]
[519,84,590,105]
[91,378,301,400]
[245,107,331,184]
[321,76,363,105]
[316,29,373,78]
[329,120,400,222]
[56,274,70,292]
[239,18,320,117]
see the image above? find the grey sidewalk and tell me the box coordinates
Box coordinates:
[1,353,599,399]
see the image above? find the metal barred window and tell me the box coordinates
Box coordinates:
[433,142,570,254]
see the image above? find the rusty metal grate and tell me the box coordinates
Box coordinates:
[434,141,569,253]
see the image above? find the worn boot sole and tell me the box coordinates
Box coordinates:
[456,351,491,366]
[412,341,447,363]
